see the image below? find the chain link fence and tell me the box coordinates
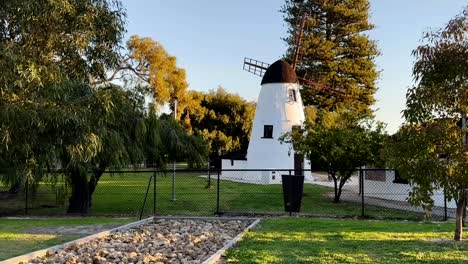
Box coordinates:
[0,169,455,221]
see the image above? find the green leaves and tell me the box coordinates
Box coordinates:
[182,87,255,159]
[282,0,379,117]
[385,8,468,239]
[282,108,386,201]
[404,8,468,123]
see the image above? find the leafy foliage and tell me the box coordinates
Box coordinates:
[282,0,379,117]
[384,121,466,212]
[385,8,468,241]
[182,87,255,162]
[104,35,189,115]
[0,1,207,214]
[0,0,127,194]
[282,108,386,202]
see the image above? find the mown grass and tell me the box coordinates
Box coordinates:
[0,217,133,260]
[225,218,468,264]
[1,172,423,220]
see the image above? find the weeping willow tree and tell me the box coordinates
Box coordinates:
[0,0,127,197]
[63,85,207,214]
[0,0,207,215]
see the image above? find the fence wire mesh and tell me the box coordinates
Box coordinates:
[0,168,455,221]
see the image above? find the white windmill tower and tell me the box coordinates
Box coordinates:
[221,9,349,184]
[244,59,306,172]
[221,57,311,184]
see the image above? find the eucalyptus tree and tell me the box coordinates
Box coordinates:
[384,8,468,241]
[104,35,190,117]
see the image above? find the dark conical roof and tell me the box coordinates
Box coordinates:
[261,59,297,85]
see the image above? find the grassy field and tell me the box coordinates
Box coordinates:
[225,218,468,264]
[0,217,133,260]
[0,171,424,220]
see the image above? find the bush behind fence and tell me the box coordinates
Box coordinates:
[0,169,453,221]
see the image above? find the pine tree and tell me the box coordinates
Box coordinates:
[282,0,380,117]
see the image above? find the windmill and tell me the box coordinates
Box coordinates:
[240,10,321,178]
[219,4,334,183]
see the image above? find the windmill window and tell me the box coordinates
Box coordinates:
[263,125,273,138]
[288,89,297,102]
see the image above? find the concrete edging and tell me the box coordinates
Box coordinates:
[202,218,261,264]
[1,216,261,264]
[0,217,154,264]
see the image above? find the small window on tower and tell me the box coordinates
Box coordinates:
[288,89,297,102]
[263,125,273,138]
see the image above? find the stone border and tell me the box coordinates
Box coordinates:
[153,216,259,222]
[0,217,154,264]
[202,218,261,264]
[1,216,261,264]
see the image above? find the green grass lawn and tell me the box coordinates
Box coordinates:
[0,217,133,260]
[0,171,424,220]
[225,218,468,264]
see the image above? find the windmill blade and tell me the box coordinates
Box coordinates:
[291,13,308,70]
[298,78,345,96]
[298,77,369,105]
[243,57,270,77]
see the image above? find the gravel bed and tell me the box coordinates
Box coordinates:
[25,219,251,264]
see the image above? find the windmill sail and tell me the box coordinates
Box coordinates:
[243,57,270,77]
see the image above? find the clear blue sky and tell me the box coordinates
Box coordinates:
[123,0,466,133]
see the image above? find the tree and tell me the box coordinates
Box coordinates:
[70,86,207,213]
[0,1,207,215]
[282,0,379,117]
[282,109,386,202]
[0,0,127,195]
[104,35,189,116]
[385,8,468,241]
[181,87,256,164]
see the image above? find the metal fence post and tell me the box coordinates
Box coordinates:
[207,160,211,188]
[360,168,364,217]
[172,163,176,201]
[139,175,153,220]
[444,189,448,221]
[216,170,220,215]
[153,171,156,217]
[25,177,29,215]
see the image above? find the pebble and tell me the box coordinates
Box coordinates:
[26,220,250,264]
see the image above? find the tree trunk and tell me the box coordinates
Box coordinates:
[334,179,346,203]
[88,164,106,208]
[67,169,90,215]
[454,188,467,241]
[333,172,354,203]
[331,172,339,203]
[463,204,466,228]
[8,181,22,194]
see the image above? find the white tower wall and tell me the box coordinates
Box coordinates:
[246,82,305,169]
[220,59,314,184]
